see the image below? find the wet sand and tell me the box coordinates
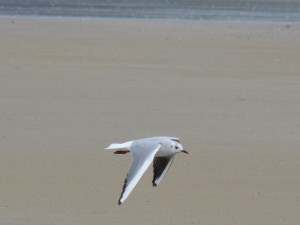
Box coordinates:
[0,16,300,225]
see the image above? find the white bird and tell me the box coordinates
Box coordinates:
[105,136,188,205]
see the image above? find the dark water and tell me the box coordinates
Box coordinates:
[0,0,300,22]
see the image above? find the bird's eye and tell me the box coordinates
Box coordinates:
[175,146,178,149]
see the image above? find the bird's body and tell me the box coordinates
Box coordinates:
[105,136,188,205]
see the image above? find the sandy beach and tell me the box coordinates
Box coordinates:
[0,16,300,225]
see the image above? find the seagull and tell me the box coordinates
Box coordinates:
[105,136,188,205]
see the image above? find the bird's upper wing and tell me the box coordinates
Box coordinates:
[169,137,180,143]
[118,141,161,205]
[143,136,180,143]
[152,156,175,186]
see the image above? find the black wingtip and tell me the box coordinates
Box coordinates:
[152,182,157,187]
[117,176,128,205]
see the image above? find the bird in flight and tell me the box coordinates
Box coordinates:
[105,136,188,205]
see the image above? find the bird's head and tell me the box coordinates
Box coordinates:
[170,142,188,154]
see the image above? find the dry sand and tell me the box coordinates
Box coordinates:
[0,16,300,225]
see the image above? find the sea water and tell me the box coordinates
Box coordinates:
[0,0,299,23]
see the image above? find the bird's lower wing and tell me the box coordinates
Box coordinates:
[152,156,174,186]
[118,141,161,205]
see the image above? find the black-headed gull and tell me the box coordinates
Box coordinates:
[105,136,188,205]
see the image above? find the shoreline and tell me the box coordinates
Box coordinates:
[1,13,300,24]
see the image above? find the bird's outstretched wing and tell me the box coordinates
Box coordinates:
[152,156,174,186]
[118,141,161,205]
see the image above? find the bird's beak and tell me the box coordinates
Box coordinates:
[181,150,189,154]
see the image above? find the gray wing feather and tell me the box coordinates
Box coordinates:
[152,156,175,186]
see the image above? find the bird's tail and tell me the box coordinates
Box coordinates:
[105,141,133,151]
